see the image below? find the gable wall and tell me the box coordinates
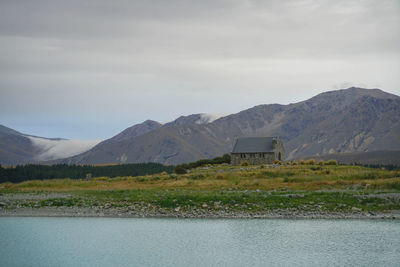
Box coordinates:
[274,139,285,161]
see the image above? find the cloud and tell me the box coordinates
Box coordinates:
[0,0,399,139]
[27,136,102,161]
[196,113,227,124]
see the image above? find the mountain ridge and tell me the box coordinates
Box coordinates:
[54,87,400,165]
[2,87,399,165]
[0,125,101,165]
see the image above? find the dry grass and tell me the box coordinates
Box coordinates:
[1,164,399,192]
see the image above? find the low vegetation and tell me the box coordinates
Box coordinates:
[1,163,399,214]
[174,154,231,173]
[0,163,174,183]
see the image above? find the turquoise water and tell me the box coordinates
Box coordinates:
[0,218,399,267]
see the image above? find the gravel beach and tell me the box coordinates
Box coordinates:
[1,192,399,219]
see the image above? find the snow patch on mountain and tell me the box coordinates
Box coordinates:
[195,113,226,124]
[27,136,102,161]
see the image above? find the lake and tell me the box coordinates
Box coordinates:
[0,217,399,266]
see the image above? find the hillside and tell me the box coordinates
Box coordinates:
[311,150,400,166]
[0,125,38,165]
[0,125,100,165]
[57,87,400,165]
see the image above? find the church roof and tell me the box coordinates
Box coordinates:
[231,137,277,153]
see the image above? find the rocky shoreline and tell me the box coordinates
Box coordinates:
[1,206,399,220]
[1,191,400,220]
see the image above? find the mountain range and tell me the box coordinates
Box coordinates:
[0,126,100,165]
[1,87,399,166]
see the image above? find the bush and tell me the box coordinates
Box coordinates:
[386,181,400,190]
[310,166,322,171]
[317,160,324,166]
[135,177,146,182]
[306,159,315,165]
[325,160,338,166]
[274,160,282,165]
[299,160,305,165]
[189,174,205,180]
[215,174,224,180]
[174,154,231,171]
[174,166,187,174]
[291,161,298,165]
[241,161,249,166]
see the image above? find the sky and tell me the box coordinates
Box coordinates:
[1,0,399,140]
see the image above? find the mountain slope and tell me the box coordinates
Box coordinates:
[0,125,101,165]
[0,125,38,165]
[106,120,162,142]
[59,87,400,165]
[310,150,400,166]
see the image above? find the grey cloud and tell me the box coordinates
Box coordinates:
[27,136,102,160]
[0,0,399,139]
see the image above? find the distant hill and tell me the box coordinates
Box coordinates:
[56,87,400,165]
[0,125,100,165]
[0,125,38,165]
[308,150,400,166]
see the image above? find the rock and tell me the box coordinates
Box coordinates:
[353,184,361,190]
[202,203,208,208]
[351,207,362,212]
[174,207,181,212]
[0,202,6,207]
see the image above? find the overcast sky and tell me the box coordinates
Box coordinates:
[1,0,399,139]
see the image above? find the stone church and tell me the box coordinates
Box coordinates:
[231,136,284,165]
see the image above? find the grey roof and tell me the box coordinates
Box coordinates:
[232,137,277,153]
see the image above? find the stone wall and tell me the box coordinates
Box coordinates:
[273,139,285,161]
[230,137,285,165]
[231,153,275,165]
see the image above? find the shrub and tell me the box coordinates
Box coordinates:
[310,166,322,171]
[241,161,249,166]
[135,177,146,182]
[306,159,315,165]
[317,160,324,166]
[299,160,305,165]
[292,161,298,165]
[386,181,400,190]
[274,160,282,165]
[167,174,177,180]
[174,166,187,174]
[189,174,205,180]
[215,174,224,180]
[325,160,338,166]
